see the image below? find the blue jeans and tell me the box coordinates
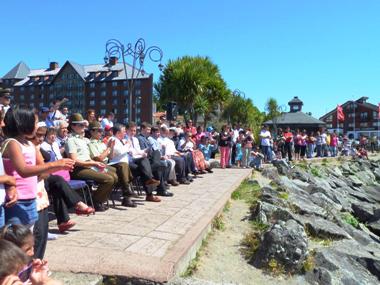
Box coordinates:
[307,144,315,158]
[316,145,322,157]
[250,157,263,169]
[5,199,38,227]
[261,145,271,162]
[330,146,337,157]
[0,205,4,228]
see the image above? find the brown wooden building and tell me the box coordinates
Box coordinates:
[319,97,379,138]
[1,58,154,124]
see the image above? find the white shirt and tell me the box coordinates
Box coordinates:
[260,130,271,146]
[158,137,177,156]
[178,138,194,152]
[40,141,62,160]
[108,136,131,164]
[0,104,10,114]
[101,118,114,129]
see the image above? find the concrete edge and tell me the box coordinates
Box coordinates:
[159,170,252,282]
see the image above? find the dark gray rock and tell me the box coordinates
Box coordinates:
[290,168,315,183]
[301,216,350,239]
[352,203,380,223]
[288,193,327,218]
[261,167,280,180]
[367,220,380,237]
[272,159,291,175]
[253,219,308,273]
[310,192,343,213]
[348,175,364,187]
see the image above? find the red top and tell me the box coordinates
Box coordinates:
[284,132,293,143]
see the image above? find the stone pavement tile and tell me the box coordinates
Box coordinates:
[128,214,171,229]
[87,233,141,250]
[125,237,172,257]
[147,230,182,241]
[49,231,107,247]
[155,218,193,235]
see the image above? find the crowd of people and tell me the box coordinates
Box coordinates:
[0,86,378,284]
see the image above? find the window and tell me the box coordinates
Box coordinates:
[30,86,35,92]
[100,100,106,106]
[326,115,332,122]
[112,71,118,77]
[124,108,129,114]
[136,108,141,114]
[373,111,379,119]
[112,81,118,87]
[348,123,354,128]
[360,112,368,121]
[112,99,118,105]
[112,108,118,115]
[360,122,368,127]
[20,86,25,92]
[49,93,54,99]
[89,100,95,106]
[90,91,95,97]
[123,81,128,87]
[338,123,343,128]
[39,94,44,99]
[326,124,332,128]
[112,90,118,97]
[134,80,141,87]
[123,118,129,124]
[123,90,129,96]
[101,82,106,88]
[101,91,106,97]
[100,109,106,115]
[39,102,44,107]
[90,83,95,88]
[30,94,34,100]
[135,89,141,96]
[373,121,380,127]
[29,103,34,108]
[20,95,25,101]
[41,86,44,91]
[348,113,355,118]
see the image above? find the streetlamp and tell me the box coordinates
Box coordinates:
[104,38,163,123]
[232,89,246,98]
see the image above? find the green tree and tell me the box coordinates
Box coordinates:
[265,97,282,134]
[222,93,264,135]
[154,56,229,124]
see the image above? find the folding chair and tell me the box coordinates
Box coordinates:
[67,179,95,210]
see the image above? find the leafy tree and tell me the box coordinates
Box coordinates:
[265,97,282,135]
[222,93,264,134]
[154,56,229,124]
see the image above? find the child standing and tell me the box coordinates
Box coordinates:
[1,107,74,227]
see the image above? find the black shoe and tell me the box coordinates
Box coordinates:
[121,198,137,208]
[94,203,107,212]
[157,190,174,197]
[186,177,194,182]
[206,168,213,173]
[179,179,191,185]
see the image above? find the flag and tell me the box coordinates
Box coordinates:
[337,105,345,122]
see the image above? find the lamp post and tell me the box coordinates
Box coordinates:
[104,38,163,123]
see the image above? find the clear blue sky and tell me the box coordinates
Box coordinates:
[1,0,379,118]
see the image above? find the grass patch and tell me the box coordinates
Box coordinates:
[182,233,213,277]
[212,214,225,231]
[267,258,285,276]
[223,200,231,213]
[310,167,322,178]
[278,192,289,200]
[341,212,359,228]
[240,230,262,260]
[302,251,316,272]
[231,179,262,204]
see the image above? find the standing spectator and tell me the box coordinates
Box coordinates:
[86,109,97,124]
[101,112,115,129]
[259,125,272,162]
[370,134,378,153]
[330,131,338,157]
[39,107,54,128]
[2,106,74,227]
[0,88,12,114]
[242,132,254,168]
[49,98,68,125]
[61,106,69,121]
[315,131,323,157]
[183,120,197,137]
[283,126,293,161]
[300,130,307,159]
[218,125,232,169]
[294,129,301,161]
[276,128,286,159]
[306,132,316,158]
[320,130,328,157]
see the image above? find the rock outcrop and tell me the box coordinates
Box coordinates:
[250,158,380,284]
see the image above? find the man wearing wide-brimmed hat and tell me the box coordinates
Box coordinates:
[65,113,118,211]
[0,88,12,114]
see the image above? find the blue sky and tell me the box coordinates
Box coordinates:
[1,0,379,118]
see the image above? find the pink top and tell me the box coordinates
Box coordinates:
[330,136,338,147]
[3,139,38,200]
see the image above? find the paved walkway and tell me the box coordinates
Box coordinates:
[45,168,252,283]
